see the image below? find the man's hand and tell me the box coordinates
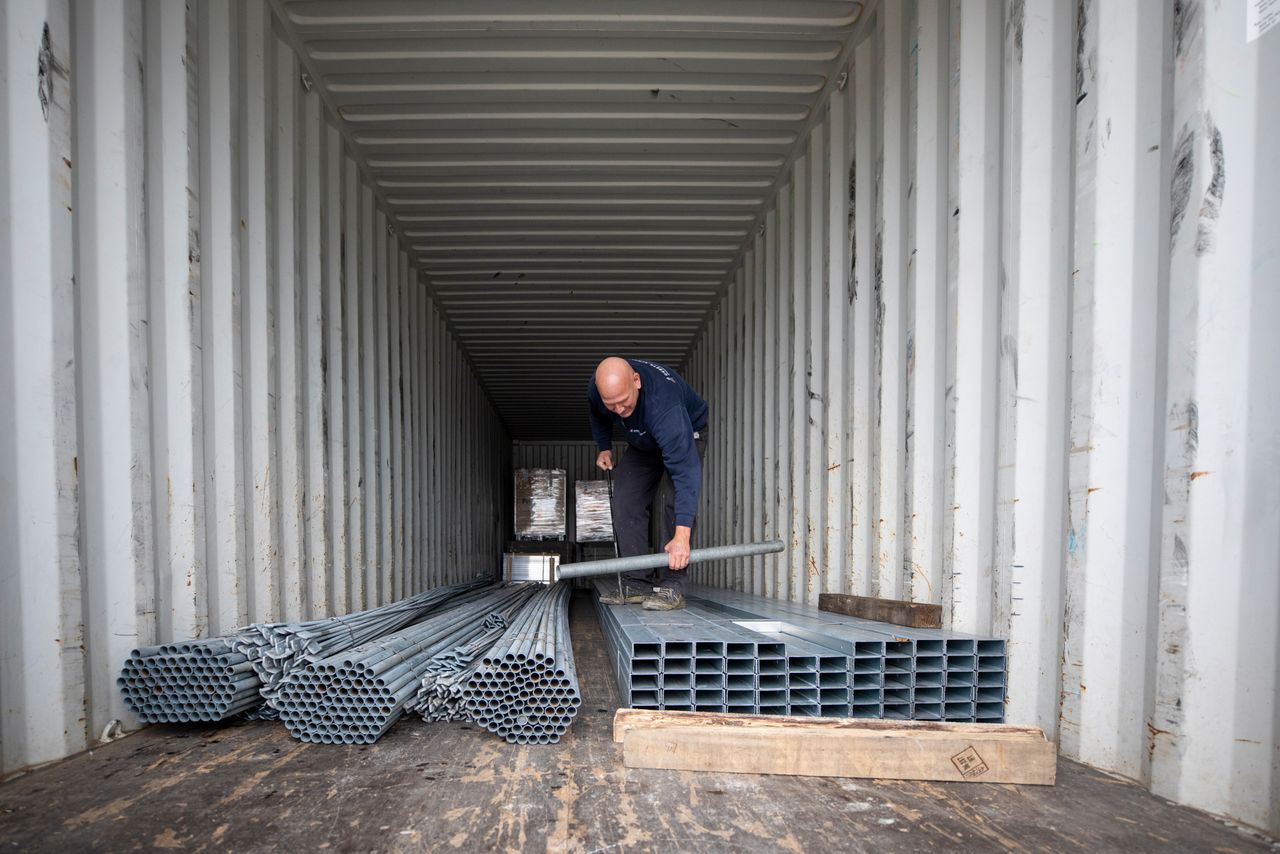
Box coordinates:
[596,450,614,471]
[664,526,693,570]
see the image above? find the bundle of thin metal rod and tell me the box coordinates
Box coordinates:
[230,577,488,708]
[412,619,516,722]
[274,585,539,744]
[117,638,262,723]
[461,581,582,745]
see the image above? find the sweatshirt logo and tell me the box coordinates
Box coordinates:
[636,359,677,384]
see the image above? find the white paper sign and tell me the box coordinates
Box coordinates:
[1248,0,1280,42]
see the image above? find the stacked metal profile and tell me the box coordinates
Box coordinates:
[460,582,582,744]
[230,578,487,708]
[504,553,558,583]
[274,585,539,744]
[593,583,1006,723]
[689,586,1008,722]
[117,638,263,723]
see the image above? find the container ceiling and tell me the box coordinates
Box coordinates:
[275,0,865,440]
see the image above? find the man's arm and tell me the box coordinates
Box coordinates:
[586,382,614,454]
[653,407,702,569]
[664,524,693,569]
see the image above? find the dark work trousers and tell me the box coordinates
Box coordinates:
[611,433,707,592]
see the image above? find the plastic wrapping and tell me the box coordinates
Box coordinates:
[574,480,615,543]
[513,468,567,540]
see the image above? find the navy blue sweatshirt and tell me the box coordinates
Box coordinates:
[587,359,709,528]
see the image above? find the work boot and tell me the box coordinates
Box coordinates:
[642,588,686,611]
[599,583,649,605]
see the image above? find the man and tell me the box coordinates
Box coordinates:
[588,356,708,611]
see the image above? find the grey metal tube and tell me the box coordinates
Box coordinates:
[557,540,785,580]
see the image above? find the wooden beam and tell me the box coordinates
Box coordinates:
[818,593,944,628]
[614,710,1056,785]
[614,709,1044,743]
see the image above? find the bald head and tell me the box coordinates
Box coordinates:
[595,356,641,418]
[595,356,634,394]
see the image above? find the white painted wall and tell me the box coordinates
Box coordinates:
[0,0,507,775]
[684,0,1279,835]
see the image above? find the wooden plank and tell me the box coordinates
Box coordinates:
[615,710,1056,785]
[818,593,944,628]
[614,709,1043,743]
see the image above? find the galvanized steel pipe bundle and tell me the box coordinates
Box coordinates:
[461,582,581,745]
[412,618,517,723]
[274,586,538,744]
[415,658,487,723]
[231,577,488,708]
[117,638,263,723]
[557,540,785,580]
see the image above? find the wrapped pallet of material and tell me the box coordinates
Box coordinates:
[514,468,567,540]
[575,480,615,543]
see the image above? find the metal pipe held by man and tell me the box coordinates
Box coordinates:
[557,540,784,580]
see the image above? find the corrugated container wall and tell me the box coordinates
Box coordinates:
[0,2,508,776]
[685,0,1278,835]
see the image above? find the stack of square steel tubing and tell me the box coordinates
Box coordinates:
[592,582,1006,722]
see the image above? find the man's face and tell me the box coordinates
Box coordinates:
[602,373,641,418]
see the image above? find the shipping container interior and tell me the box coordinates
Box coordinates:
[1,0,1277,843]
